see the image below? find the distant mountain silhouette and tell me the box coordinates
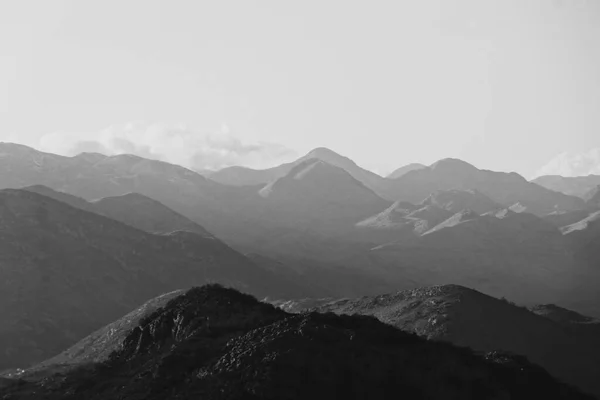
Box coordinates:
[316,284,600,397]
[533,175,600,198]
[364,208,577,306]
[0,188,310,371]
[208,147,387,193]
[380,158,586,215]
[2,285,592,400]
[23,185,213,237]
[386,163,426,179]
[2,143,599,319]
[254,159,390,231]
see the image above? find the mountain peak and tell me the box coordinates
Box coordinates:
[429,158,478,172]
[306,147,344,159]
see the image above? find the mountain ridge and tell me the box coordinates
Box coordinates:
[2,285,593,400]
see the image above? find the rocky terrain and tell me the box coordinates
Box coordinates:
[0,285,593,400]
[316,284,600,397]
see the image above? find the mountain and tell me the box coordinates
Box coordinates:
[386,163,426,179]
[2,285,592,400]
[420,188,503,214]
[0,143,406,302]
[533,175,600,198]
[0,143,389,251]
[380,158,586,216]
[23,185,213,237]
[530,304,600,327]
[364,208,576,306]
[253,158,391,233]
[208,147,387,194]
[0,142,268,246]
[356,201,453,237]
[317,284,600,397]
[356,189,501,240]
[0,188,309,371]
[554,210,600,318]
[583,185,600,207]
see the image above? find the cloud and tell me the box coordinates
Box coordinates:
[24,122,298,171]
[534,149,600,177]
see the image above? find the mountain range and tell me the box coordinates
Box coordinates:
[2,141,600,397]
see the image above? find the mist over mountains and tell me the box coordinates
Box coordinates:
[1,141,600,398]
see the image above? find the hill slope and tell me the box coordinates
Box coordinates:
[317,284,600,397]
[23,185,213,236]
[362,208,576,306]
[1,285,592,400]
[0,189,308,371]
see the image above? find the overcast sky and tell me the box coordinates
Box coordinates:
[1,0,599,177]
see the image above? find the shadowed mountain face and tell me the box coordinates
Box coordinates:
[0,189,311,371]
[533,175,600,198]
[23,185,213,237]
[2,286,593,400]
[380,158,586,216]
[556,211,600,318]
[359,208,577,307]
[316,284,600,397]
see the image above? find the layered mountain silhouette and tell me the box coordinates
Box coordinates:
[3,141,600,397]
[533,174,600,198]
[386,163,426,179]
[0,188,312,371]
[2,142,598,317]
[208,147,386,192]
[23,185,214,237]
[361,208,577,306]
[1,285,592,400]
[255,159,390,231]
[316,284,600,397]
[380,158,586,215]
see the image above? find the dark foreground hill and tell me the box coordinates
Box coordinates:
[316,285,600,397]
[1,285,592,400]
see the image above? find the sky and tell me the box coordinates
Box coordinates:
[1,0,600,177]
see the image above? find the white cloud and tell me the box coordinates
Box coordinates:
[18,122,298,171]
[535,149,600,177]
